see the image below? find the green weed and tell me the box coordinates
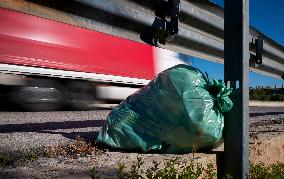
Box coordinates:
[250,162,284,179]
[0,153,12,167]
[91,157,284,179]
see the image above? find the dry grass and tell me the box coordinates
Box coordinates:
[46,135,103,158]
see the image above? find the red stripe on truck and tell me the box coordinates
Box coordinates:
[0,8,155,80]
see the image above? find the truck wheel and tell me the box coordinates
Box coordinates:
[66,81,96,111]
[12,79,65,111]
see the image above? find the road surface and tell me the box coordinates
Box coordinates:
[0,106,283,152]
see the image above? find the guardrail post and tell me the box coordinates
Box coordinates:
[224,0,250,178]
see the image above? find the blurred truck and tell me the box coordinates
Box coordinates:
[0,8,189,111]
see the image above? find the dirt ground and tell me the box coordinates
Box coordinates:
[249,114,284,164]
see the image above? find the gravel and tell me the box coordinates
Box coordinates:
[0,107,283,178]
[250,107,284,141]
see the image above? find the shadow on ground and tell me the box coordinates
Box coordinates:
[250,111,284,117]
[0,120,105,142]
[0,165,89,179]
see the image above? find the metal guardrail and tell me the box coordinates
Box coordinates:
[1,0,283,79]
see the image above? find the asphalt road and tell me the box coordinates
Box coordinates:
[0,106,283,154]
[249,106,284,117]
[0,110,110,154]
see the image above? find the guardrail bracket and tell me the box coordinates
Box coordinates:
[141,0,180,46]
[250,36,263,67]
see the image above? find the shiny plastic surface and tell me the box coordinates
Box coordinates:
[97,65,233,153]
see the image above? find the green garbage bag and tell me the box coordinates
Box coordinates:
[96,64,233,153]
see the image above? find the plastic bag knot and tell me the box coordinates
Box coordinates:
[207,79,233,113]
